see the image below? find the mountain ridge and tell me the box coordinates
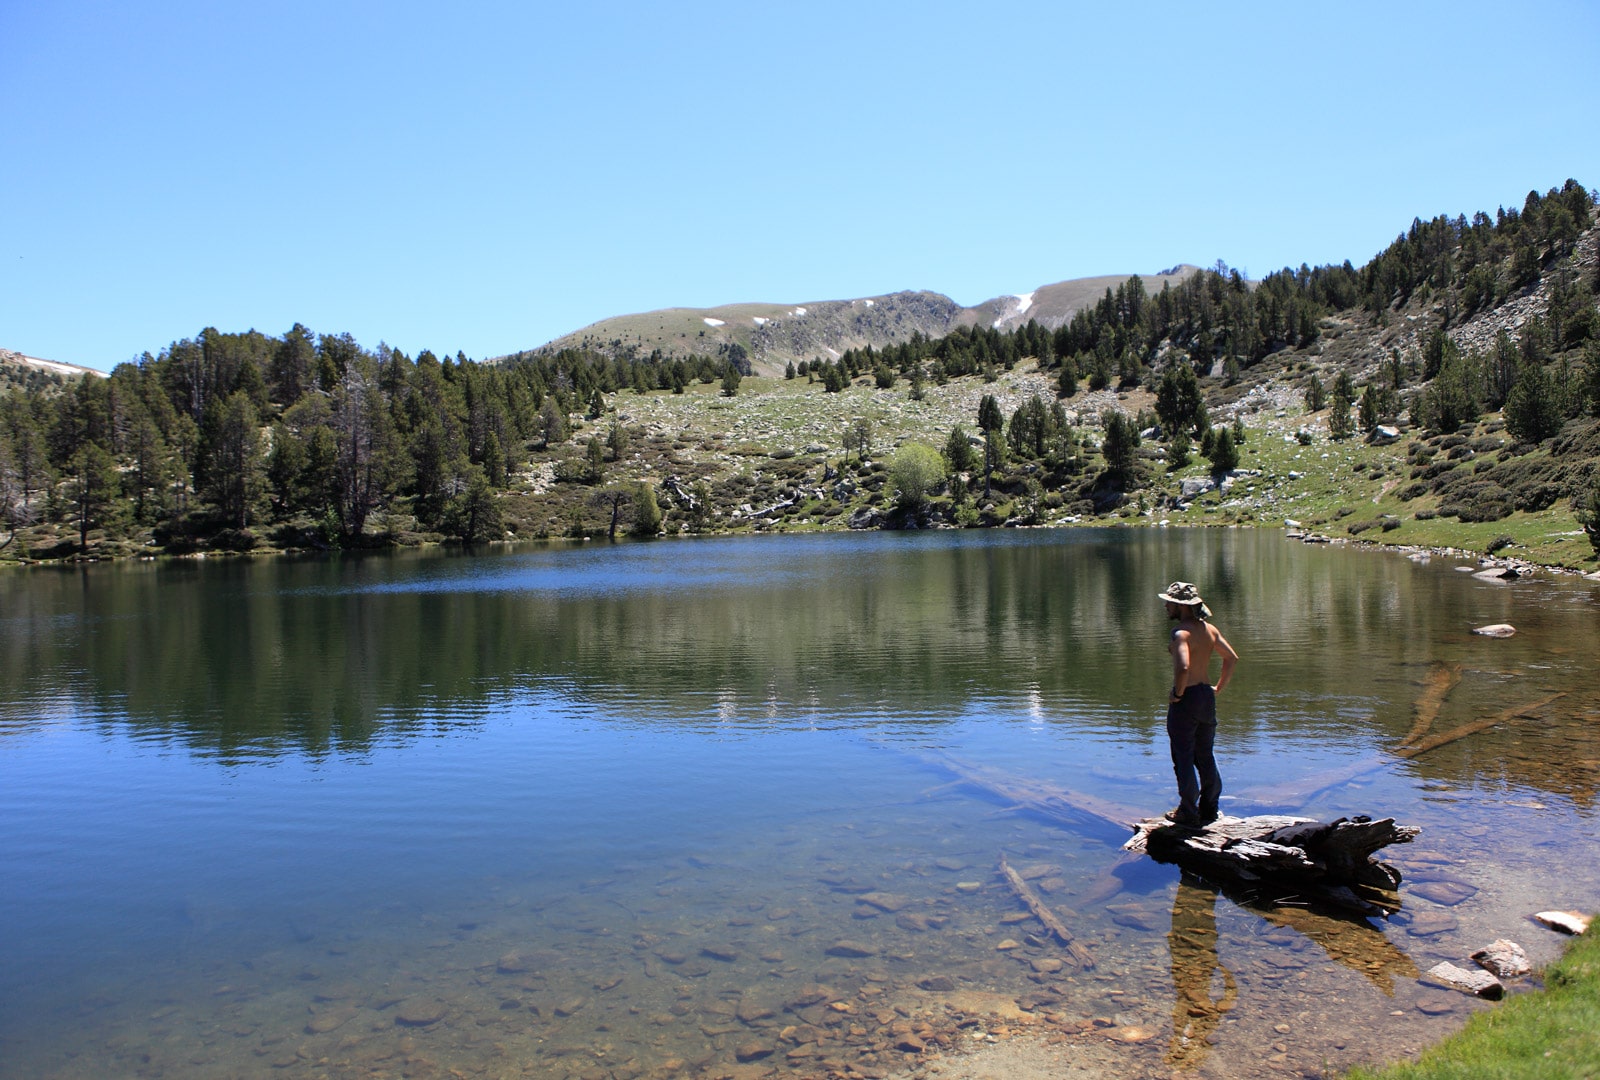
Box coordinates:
[521,266,1205,375]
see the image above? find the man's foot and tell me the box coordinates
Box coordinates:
[1197,807,1220,825]
[1164,807,1202,826]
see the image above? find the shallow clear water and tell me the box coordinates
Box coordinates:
[1,529,1596,1079]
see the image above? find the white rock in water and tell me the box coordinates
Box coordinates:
[1426,961,1504,999]
[1472,624,1516,637]
[1471,939,1530,979]
[1533,910,1592,935]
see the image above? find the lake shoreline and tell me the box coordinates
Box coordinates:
[9,517,1600,584]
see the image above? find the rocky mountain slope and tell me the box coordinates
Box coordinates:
[0,348,104,391]
[525,267,1202,375]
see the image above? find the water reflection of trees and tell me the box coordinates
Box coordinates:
[1,533,1595,786]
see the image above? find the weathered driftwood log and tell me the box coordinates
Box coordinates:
[997,855,1096,969]
[1124,814,1419,917]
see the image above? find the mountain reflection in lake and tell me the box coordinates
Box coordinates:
[1,529,1597,1079]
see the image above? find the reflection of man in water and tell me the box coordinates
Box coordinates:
[1166,875,1237,1069]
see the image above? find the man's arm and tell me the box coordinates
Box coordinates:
[1211,626,1239,695]
[1170,630,1192,701]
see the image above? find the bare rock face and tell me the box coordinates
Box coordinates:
[1471,939,1530,979]
[1426,961,1504,1000]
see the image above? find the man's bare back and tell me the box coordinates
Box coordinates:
[1169,614,1237,699]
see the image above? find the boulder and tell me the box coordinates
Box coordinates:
[1425,961,1504,1000]
[1472,566,1519,582]
[1411,879,1478,906]
[1370,425,1401,445]
[1471,940,1530,979]
[1180,477,1214,498]
[1533,910,1592,935]
[395,998,449,1025]
[824,940,876,958]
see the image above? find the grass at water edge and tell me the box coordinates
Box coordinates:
[1346,924,1600,1080]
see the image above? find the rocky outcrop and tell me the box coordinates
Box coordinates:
[745,291,964,367]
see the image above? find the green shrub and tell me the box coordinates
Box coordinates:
[1440,480,1514,522]
[1513,480,1565,512]
[1576,478,1600,554]
[1485,534,1515,554]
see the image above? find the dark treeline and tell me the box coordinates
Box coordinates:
[1361,179,1595,317]
[814,261,1358,397]
[0,325,743,555]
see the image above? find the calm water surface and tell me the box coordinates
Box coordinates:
[2,529,1597,1079]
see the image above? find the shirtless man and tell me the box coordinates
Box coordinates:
[1159,582,1238,826]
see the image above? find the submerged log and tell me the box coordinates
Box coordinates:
[1242,692,1567,808]
[1239,753,1386,808]
[1124,814,1419,918]
[1395,661,1462,749]
[997,855,1096,969]
[920,751,1141,833]
[1392,693,1567,759]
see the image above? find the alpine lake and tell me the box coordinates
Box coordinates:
[2,528,1597,1080]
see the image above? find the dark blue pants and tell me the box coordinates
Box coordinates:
[1167,684,1220,818]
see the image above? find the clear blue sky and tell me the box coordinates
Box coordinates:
[3,1,1597,372]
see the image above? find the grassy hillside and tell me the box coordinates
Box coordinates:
[484,353,1598,573]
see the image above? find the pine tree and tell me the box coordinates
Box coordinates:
[944,426,974,475]
[1328,379,1356,439]
[630,483,662,537]
[1206,427,1239,475]
[1100,411,1139,478]
[1504,362,1563,443]
[1056,355,1079,398]
[1305,373,1326,412]
[1358,385,1380,433]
